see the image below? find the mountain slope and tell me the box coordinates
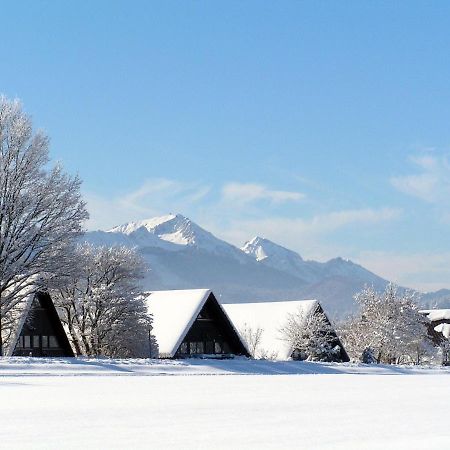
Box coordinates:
[84,214,413,317]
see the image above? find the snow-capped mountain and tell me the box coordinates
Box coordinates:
[83,213,444,317]
[242,236,323,283]
[106,213,247,261]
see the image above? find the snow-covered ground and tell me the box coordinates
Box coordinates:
[0,358,449,449]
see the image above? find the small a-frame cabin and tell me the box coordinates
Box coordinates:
[145,289,249,358]
[223,300,349,362]
[9,292,74,357]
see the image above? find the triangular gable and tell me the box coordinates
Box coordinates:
[145,289,249,358]
[224,300,349,361]
[9,292,74,357]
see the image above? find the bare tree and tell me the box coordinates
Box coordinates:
[0,97,88,355]
[239,323,264,358]
[50,243,152,358]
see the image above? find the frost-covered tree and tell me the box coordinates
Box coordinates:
[0,97,88,355]
[280,306,342,362]
[50,244,152,358]
[340,284,432,364]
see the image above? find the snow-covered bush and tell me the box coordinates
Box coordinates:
[340,284,433,364]
[50,244,152,358]
[280,306,341,362]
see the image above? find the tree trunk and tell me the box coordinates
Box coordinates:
[0,291,3,357]
[0,309,3,357]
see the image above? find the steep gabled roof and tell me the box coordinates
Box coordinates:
[223,300,319,360]
[5,293,35,356]
[144,289,213,357]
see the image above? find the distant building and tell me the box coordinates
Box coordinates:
[7,292,74,357]
[420,309,450,364]
[223,300,349,362]
[144,289,249,358]
[419,309,450,341]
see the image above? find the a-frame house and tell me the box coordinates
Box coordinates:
[8,292,74,357]
[145,289,249,358]
[223,299,349,362]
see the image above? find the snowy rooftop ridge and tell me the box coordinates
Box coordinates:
[223,299,319,360]
[419,309,450,339]
[420,309,450,322]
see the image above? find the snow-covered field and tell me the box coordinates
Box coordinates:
[0,358,449,449]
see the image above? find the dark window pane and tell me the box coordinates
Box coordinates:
[42,336,49,348]
[180,342,188,354]
[215,342,222,353]
[49,336,59,348]
[33,336,40,348]
[205,341,214,354]
[24,336,31,348]
[189,342,203,354]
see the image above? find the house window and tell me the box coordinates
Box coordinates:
[179,342,188,354]
[42,336,49,348]
[214,342,222,353]
[24,336,31,348]
[33,336,40,348]
[190,342,204,354]
[49,336,59,348]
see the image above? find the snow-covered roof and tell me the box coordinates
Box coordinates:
[145,289,213,358]
[5,292,35,356]
[420,309,450,322]
[434,323,450,339]
[223,300,319,360]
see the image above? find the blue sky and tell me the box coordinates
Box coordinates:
[1,1,450,291]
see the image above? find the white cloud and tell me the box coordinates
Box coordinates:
[357,250,450,292]
[207,207,401,259]
[391,153,450,203]
[221,182,305,205]
[84,178,210,230]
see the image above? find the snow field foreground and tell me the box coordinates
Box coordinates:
[0,361,449,449]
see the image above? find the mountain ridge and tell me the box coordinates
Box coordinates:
[84,213,448,317]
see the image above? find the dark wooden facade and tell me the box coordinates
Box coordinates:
[175,293,249,358]
[12,292,74,357]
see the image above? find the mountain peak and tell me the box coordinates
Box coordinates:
[109,213,205,246]
[242,236,304,262]
[104,213,247,260]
